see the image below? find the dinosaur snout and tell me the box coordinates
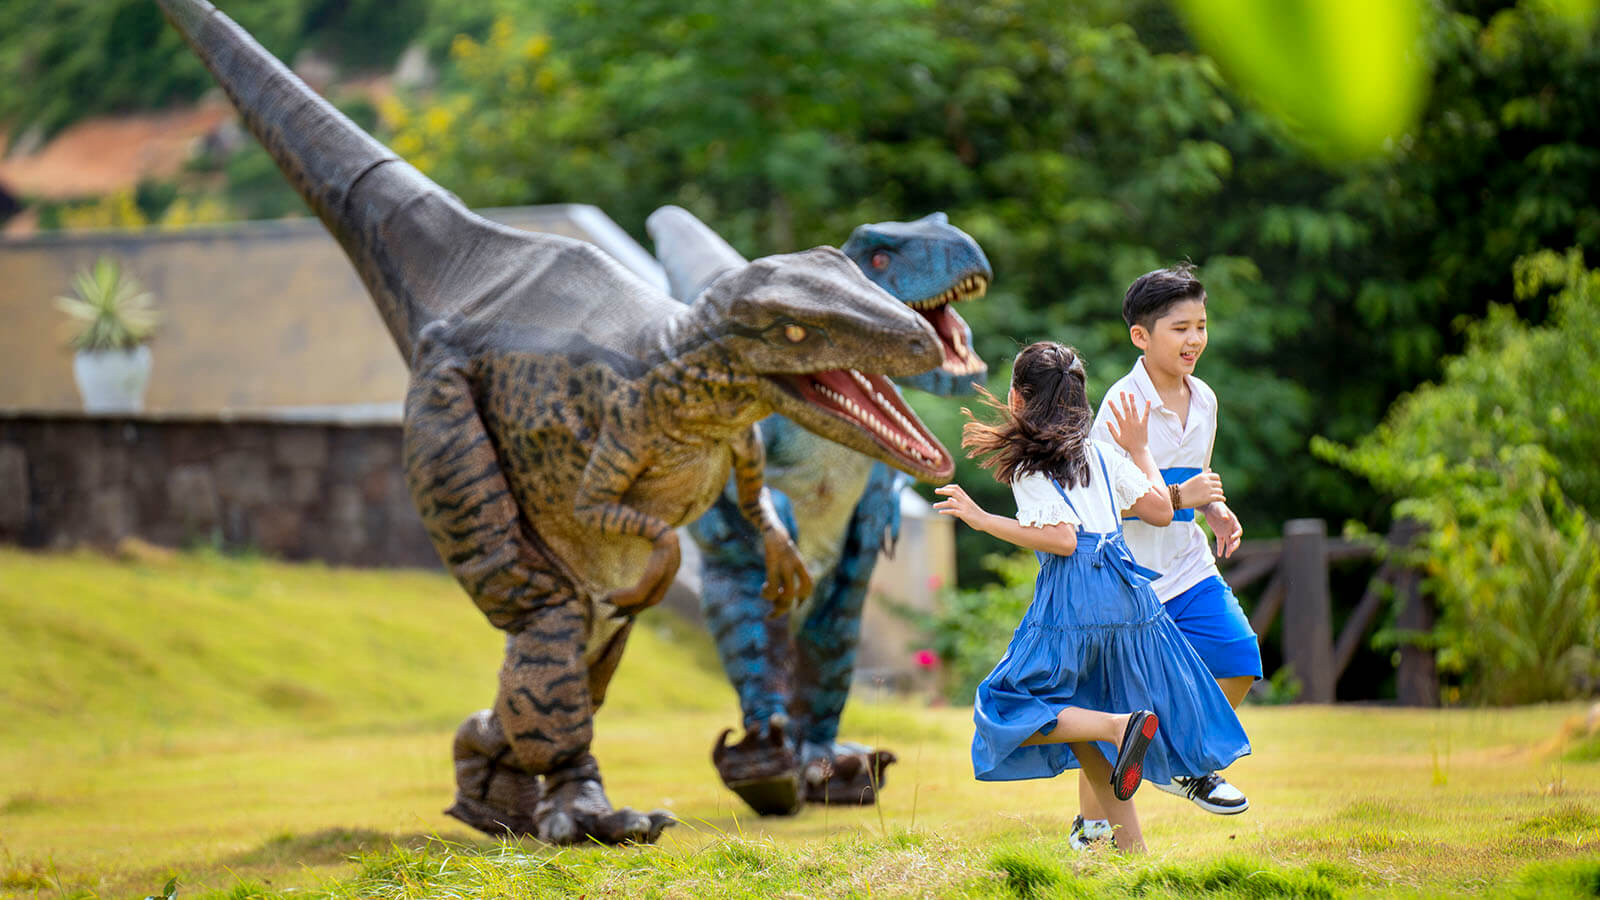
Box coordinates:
[880,319,943,376]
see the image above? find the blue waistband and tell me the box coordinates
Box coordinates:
[1124,466,1198,523]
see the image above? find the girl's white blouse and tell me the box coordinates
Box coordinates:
[1010,440,1158,533]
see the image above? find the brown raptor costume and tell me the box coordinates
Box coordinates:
[157,0,957,845]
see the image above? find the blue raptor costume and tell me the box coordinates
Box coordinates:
[647,207,991,814]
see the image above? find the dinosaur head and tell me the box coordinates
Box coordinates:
[695,247,955,481]
[841,212,991,394]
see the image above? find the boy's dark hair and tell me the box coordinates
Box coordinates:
[960,341,1094,489]
[1123,264,1205,330]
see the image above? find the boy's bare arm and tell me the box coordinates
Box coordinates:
[1197,387,1240,556]
[1200,500,1243,558]
[1177,469,1226,509]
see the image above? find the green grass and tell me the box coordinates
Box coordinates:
[1,547,1597,899]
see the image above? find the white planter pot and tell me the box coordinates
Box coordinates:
[73,346,152,413]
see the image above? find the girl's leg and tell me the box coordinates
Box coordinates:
[1071,742,1145,852]
[1079,769,1108,820]
[1019,707,1128,747]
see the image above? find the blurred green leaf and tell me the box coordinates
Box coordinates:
[1171,0,1430,159]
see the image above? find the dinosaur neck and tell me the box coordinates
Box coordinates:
[156,0,472,363]
[648,303,770,439]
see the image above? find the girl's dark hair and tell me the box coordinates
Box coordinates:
[960,341,1093,488]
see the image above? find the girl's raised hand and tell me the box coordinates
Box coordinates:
[933,484,989,530]
[1105,391,1152,454]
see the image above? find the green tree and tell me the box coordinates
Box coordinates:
[1316,250,1600,703]
[0,0,442,143]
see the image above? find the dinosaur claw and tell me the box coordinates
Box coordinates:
[531,764,674,845]
[712,721,803,816]
[647,810,677,842]
[802,744,899,806]
[537,810,578,845]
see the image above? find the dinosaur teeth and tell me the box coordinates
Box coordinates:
[812,372,941,466]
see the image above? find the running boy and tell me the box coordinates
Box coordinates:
[1071,265,1262,845]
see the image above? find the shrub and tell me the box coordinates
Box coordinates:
[1316,250,1600,703]
[923,551,1036,704]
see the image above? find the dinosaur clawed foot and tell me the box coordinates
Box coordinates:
[712,719,803,816]
[446,710,672,844]
[801,741,898,805]
[534,772,675,845]
[445,793,539,837]
[447,709,543,836]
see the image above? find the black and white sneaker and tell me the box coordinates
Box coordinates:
[1067,814,1113,850]
[1153,773,1249,815]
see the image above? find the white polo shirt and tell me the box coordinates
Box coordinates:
[1090,357,1220,601]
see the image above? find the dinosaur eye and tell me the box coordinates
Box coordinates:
[871,251,890,270]
[784,324,808,343]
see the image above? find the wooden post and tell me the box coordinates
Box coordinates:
[1394,562,1439,706]
[1282,518,1335,703]
[1332,518,1424,682]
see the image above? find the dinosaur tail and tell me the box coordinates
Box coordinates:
[645,206,749,303]
[155,0,468,361]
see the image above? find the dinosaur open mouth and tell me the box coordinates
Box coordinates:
[908,274,987,376]
[774,369,953,479]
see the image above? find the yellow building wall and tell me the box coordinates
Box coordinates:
[0,206,664,413]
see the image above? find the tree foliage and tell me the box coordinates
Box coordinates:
[1315,250,1600,703]
[0,0,430,143]
[383,0,1600,586]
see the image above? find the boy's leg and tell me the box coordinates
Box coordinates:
[1217,675,1254,709]
[1154,576,1262,814]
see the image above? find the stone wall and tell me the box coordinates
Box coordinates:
[0,410,953,687]
[0,411,435,567]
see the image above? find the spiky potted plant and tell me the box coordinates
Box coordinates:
[55,257,160,412]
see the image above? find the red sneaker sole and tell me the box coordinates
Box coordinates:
[1120,765,1141,799]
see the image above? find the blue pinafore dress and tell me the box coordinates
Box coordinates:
[971,448,1251,783]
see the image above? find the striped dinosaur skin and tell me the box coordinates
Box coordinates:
[647,208,991,813]
[157,0,958,845]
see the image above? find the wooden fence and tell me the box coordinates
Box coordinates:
[1219,518,1434,705]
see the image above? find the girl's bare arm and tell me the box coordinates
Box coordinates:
[933,484,1078,556]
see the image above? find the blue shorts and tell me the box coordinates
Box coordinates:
[1163,576,1263,681]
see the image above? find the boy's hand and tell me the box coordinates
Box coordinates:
[1179,470,1225,508]
[1105,391,1152,454]
[933,484,989,531]
[1205,501,1243,558]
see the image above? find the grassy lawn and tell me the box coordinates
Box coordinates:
[1,547,1596,899]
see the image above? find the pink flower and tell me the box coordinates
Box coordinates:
[926,574,944,591]
[914,649,939,669]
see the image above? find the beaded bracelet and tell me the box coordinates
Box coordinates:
[1168,482,1182,511]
